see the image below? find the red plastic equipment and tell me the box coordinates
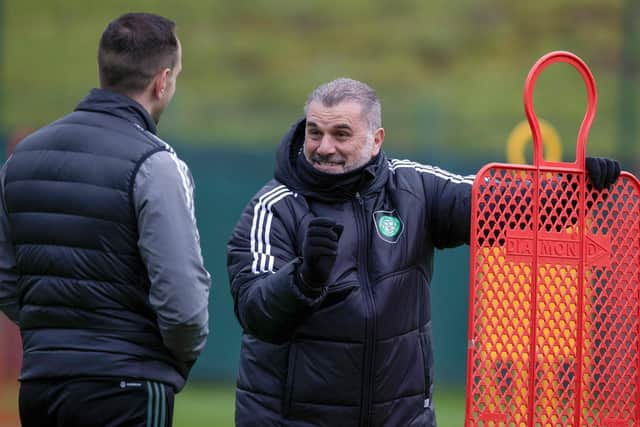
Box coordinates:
[464,51,640,426]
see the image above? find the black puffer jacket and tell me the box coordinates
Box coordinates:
[227,119,473,426]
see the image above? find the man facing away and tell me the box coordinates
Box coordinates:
[227,77,619,426]
[0,13,210,427]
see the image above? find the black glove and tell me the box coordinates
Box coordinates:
[586,156,621,190]
[298,217,344,294]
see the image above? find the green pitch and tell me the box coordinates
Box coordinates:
[174,384,466,427]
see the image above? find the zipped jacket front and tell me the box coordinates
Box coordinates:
[227,119,473,426]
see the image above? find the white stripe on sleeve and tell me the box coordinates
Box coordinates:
[388,159,475,184]
[250,185,295,274]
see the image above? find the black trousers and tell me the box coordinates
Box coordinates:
[19,378,175,427]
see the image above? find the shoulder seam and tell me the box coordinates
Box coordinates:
[130,123,169,150]
[128,147,170,223]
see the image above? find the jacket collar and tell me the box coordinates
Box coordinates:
[75,88,157,134]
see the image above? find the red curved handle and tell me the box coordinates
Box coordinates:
[524,51,597,168]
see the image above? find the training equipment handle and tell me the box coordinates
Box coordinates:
[525,51,597,168]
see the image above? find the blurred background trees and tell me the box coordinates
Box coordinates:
[4,0,638,165]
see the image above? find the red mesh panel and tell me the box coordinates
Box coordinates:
[465,52,640,427]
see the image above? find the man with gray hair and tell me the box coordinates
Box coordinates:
[227,77,619,426]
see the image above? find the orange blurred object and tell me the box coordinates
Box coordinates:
[0,316,21,427]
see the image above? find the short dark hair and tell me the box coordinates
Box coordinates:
[98,13,178,94]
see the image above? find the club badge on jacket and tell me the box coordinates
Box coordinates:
[373,210,404,243]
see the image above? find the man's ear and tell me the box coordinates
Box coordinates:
[152,68,171,99]
[372,127,385,156]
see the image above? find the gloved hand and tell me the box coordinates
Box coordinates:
[586,156,621,190]
[298,217,344,294]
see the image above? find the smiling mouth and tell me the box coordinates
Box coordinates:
[313,161,345,171]
[314,161,343,167]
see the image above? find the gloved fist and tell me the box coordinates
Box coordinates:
[586,156,621,190]
[298,217,344,293]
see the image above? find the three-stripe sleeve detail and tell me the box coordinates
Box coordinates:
[388,159,475,185]
[146,381,168,427]
[250,185,295,274]
[140,127,197,225]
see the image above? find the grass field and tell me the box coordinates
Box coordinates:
[174,384,466,427]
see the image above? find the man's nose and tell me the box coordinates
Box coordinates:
[316,135,336,155]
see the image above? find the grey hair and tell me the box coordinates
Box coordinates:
[303,78,382,131]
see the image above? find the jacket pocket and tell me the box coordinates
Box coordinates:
[418,323,433,400]
[373,265,420,284]
[282,342,297,417]
[317,281,360,309]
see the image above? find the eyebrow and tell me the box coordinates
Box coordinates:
[306,121,353,131]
